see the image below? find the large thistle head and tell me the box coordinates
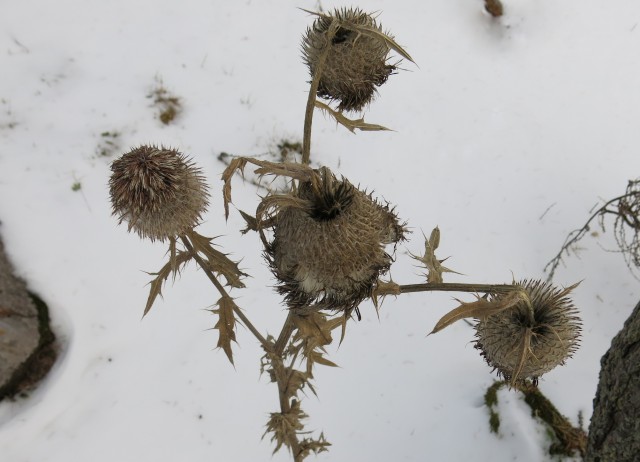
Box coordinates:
[109,145,209,242]
[475,280,582,384]
[302,8,397,112]
[266,167,406,313]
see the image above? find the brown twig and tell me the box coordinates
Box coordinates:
[544,193,632,281]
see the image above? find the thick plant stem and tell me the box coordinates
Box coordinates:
[393,282,517,295]
[180,235,272,352]
[301,19,339,165]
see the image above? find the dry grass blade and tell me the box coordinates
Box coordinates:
[429,289,525,334]
[187,231,246,288]
[210,296,238,364]
[143,250,192,317]
[315,100,391,133]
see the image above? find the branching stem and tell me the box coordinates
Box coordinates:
[180,235,272,352]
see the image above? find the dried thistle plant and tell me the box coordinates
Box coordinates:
[109,7,584,462]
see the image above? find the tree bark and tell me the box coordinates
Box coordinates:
[586,299,640,462]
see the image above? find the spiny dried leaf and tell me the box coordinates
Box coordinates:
[292,312,334,346]
[222,156,317,220]
[346,22,414,63]
[239,209,258,234]
[315,100,391,133]
[263,400,307,454]
[210,296,238,364]
[288,313,341,376]
[372,279,401,307]
[283,368,312,400]
[430,289,526,334]
[252,160,316,182]
[187,230,246,288]
[299,433,331,458]
[411,227,460,284]
[143,250,192,317]
[308,350,338,368]
[221,157,249,220]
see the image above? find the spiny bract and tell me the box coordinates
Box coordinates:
[475,279,582,384]
[109,145,209,242]
[302,7,396,112]
[267,167,405,313]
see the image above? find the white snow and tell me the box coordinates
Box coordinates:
[1,0,638,461]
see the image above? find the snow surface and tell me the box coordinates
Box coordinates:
[0,0,639,461]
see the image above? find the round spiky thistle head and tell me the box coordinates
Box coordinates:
[475,280,582,384]
[109,145,209,242]
[267,167,406,313]
[302,8,396,112]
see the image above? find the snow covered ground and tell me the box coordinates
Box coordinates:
[0,0,639,461]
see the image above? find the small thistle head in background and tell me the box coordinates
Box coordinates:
[267,167,406,313]
[109,145,209,242]
[302,8,397,112]
[475,280,582,384]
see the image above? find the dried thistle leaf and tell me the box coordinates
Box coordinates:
[372,279,401,308]
[292,312,333,346]
[143,250,192,317]
[299,433,331,458]
[429,289,525,334]
[315,100,391,133]
[221,157,249,220]
[263,400,307,454]
[187,230,246,288]
[256,194,312,227]
[341,22,415,64]
[210,296,238,364]
[411,227,460,283]
[283,368,312,400]
[239,209,258,234]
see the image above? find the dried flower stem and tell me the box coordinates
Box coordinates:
[389,282,518,296]
[302,18,339,165]
[179,235,272,352]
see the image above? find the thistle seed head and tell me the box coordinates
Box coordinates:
[109,145,209,242]
[302,8,396,112]
[267,167,406,313]
[475,280,582,384]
